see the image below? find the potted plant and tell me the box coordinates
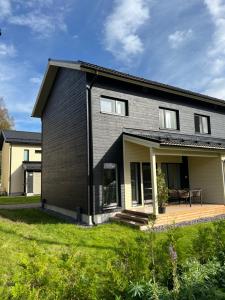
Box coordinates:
[157,168,169,214]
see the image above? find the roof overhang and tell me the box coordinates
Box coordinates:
[32,59,225,118]
[23,161,41,171]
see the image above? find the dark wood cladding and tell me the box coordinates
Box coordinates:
[42,68,88,213]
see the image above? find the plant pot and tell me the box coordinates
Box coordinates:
[159,206,166,214]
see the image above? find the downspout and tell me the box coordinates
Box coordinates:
[9,144,12,196]
[86,72,98,225]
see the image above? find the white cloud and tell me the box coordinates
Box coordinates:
[202,0,225,98]
[0,0,69,38]
[9,12,67,37]
[168,29,193,49]
[204,77,225,99]
[0,43,16,56]
[104,0,150,61]
[0,0,11,18]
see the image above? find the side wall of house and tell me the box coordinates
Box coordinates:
[90,76,225,213]
[1,142,10,194]
[42,68,89,214]
[188,156,225,204]
[10,144,41,195]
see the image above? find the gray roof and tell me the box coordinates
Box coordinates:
[32,59,225,118]
[123,128,225,150]
[0,130,41,148]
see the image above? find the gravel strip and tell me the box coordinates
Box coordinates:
[152,214,225,232]
[0,203,40,209]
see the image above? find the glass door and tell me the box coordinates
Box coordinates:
[130,162,142,205]
[103,163,118,207]
[142,163,152,204]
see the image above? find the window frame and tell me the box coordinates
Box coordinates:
[194,113,211,135]
[102,163,119,208]
[100,96,128,117]
[24,149,29,162]
[159,107,180,131]
[35,149,42,154]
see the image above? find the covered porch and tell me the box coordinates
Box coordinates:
[122,129,225,219]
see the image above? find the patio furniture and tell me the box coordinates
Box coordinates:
[189,189,202,207]
[168,189,179,203]
[178,189,190,205]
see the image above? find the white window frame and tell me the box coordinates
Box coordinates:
[159,108,179,130]
[100,97,127,116]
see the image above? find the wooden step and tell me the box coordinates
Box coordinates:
[123,209,151,218]
[110,216,144,229]
[115,213,149,225]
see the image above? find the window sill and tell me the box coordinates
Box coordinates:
[100,111,128,118]
[195,132,211,136]
[159,128,180,132]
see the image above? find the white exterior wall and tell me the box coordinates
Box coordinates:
[10,144,41,195]
[188,156,225,204]
[1,142,10,194]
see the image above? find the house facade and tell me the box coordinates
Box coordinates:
[32,60,225,224]
[0,130,42,196]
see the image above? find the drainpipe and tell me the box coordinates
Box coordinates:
[8,144,12,196]
[86,72,98,225]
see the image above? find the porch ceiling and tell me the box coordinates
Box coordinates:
[123,128,225,151]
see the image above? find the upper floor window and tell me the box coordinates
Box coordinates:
[194,114,211,134]
[24,149,29,161]
[159,108,179,130]
[35,150,42,154]
[100,96,128,116]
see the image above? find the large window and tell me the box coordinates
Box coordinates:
[100,96,127,116]
[103,163,119,207]
[159,108,179,130]
[24,149,29,161]
[161,163,181,189]
[194,114,211,134]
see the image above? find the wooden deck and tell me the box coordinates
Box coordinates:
[111,204,225,230]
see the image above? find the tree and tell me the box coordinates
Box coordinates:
[0,97,14,130]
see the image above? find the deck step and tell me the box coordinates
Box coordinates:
[115,213,149,225]
[110,216,146,229]
[123,209,151,218]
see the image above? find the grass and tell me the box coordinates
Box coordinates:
[0,208,219,277]
[0,195,40,205]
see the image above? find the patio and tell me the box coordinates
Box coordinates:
[119,204,225,229]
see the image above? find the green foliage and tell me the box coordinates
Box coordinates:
[0,209,225,299]
[157,169,169,208]
[0,195,40,205]
[0,97,14,130]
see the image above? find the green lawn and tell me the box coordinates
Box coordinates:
[0,209,223,299]
[0,195,40,205]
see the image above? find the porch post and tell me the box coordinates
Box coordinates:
[150,148,158,215]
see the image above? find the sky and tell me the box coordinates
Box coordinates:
[0,0,225,132]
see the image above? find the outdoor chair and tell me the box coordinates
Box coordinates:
[190,189,203,206]
[168,189,179,204]
[178,189,190,205]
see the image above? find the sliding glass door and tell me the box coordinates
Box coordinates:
[130,162,142,205]
[161,163,181,189]
[130,162,152,206]
[142,163,152,204]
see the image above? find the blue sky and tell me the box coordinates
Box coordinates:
[0,0,225,132]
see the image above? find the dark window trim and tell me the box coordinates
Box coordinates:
[102,163,120,209]
[194,113,211,135]
[100,95,129,116]
[35,150,42,154]
[159,107,180,131]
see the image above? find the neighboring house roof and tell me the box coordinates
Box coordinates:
[32,59,225,118]
[22,161,41,171]
[0,130,41,149]
[123,128,225,150]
